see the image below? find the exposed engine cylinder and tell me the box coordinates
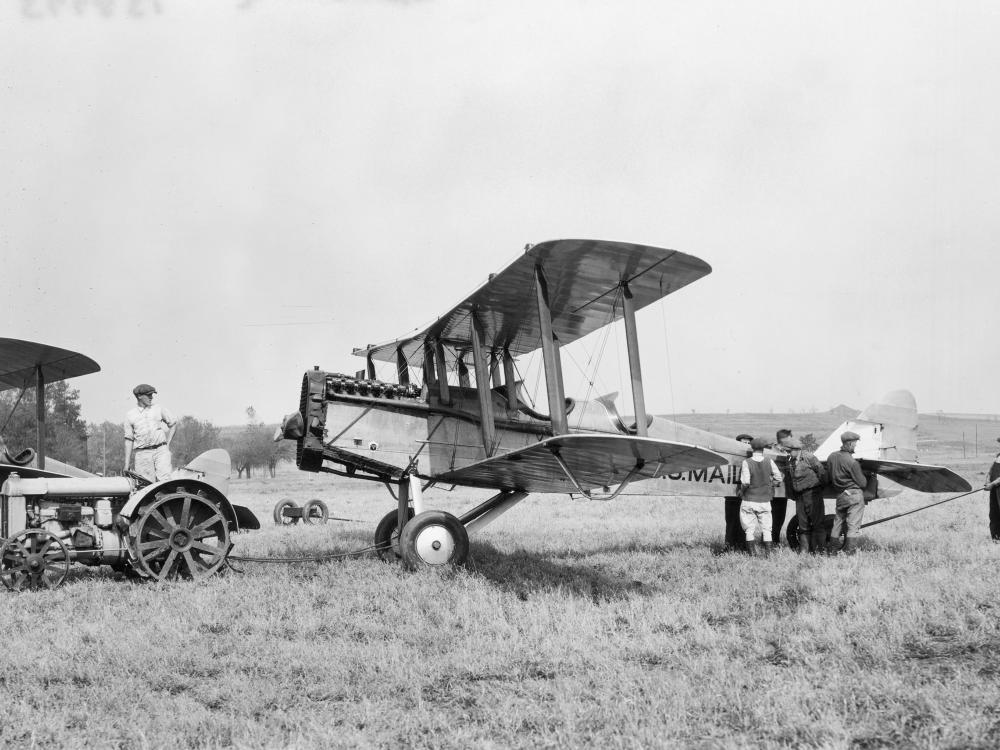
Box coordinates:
[279,368,422,473]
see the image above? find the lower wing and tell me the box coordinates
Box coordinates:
[434,433,730,494]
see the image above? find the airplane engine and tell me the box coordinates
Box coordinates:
[280,367,421,473]
[281,368,328,472]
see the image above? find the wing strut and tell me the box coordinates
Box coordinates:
[470,311,497,456]
[534,264,568,434]
[433,339,451,404]
[36,366,46,469]
[621,282,648,437]
[395,347,409,385]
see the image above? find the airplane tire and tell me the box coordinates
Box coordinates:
[273,499,299,525]
[302,499,329,525]
[398,510,469,570]
[785,514,835,550]
[374,507,414,562]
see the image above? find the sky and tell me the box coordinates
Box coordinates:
[2,0,999,427]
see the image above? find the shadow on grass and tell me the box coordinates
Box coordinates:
[466,540,683,602]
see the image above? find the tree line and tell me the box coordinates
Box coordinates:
[0,384,292,477]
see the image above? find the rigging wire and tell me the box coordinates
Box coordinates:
[561,287,621,427]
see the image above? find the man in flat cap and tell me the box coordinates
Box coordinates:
[738,436,784,556]
[771,428,795,546]
[826,431,868,554]
[124,383,177,482]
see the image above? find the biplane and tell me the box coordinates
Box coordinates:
[278,239,970,568]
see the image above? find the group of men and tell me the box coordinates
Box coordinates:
[725,429,869,556]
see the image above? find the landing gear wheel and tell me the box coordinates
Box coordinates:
[273,499,300,525]
[398,510,469,570]
[785,514,835,551]
[302,499,329,525]
[786,516,801,551]
[374,507,414,562]
[0,529,70,590]
[130,488,232,582]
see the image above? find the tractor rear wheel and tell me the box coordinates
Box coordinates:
[130,488,231,582]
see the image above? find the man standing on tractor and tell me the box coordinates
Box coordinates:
[124,383,177,482]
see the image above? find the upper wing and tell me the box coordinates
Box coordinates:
[859,458,971,493]
[433,433,728,493]
[0,338,100,392]
[356,239,711,366]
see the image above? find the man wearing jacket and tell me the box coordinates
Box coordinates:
[786,437,827,553]
[826,431,868,554]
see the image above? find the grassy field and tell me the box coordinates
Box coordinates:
[1,415,999,749]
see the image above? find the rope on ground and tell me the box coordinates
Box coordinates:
[227,542,388,564]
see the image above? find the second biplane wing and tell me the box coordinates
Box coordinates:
[357,239,711,366]
[433,434,728,494]
[859,459,971,493]
[0,338,100,392]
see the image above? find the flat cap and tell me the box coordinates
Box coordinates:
[841,431,861,443]
[132,383,157,396]
[750,437,769,451]
[735,433,753,442]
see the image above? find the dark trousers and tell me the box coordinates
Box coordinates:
[725,498,745,550]
[990,489,1000,540]
[771,498,787,545]
[795,487,825,536]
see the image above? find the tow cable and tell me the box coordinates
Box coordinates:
[227,542,388,564]
[861,485,987,529]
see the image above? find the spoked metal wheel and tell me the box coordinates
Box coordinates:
[130,488,232,582]
[398,510,469,570]
[0,529,71,591]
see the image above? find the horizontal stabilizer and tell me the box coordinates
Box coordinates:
[859,459,971,493]
[433,434,728,493]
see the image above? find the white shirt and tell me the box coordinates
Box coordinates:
[124,404,176,448]
[740,452,784,486]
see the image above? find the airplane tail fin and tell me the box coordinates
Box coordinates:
[814,389,918,462]
[813,390,970,493]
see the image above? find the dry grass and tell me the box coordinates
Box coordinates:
[1,456,999,749]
